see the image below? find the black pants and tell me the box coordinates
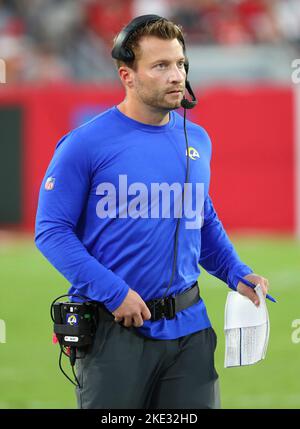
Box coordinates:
[75,308,220,409]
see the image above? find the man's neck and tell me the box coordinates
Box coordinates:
[117,100,170,126]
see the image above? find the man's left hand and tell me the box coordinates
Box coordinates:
[237,273,269,307]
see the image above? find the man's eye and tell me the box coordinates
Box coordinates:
[154,62,184,69]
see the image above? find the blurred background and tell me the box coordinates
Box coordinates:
[0,0,300,409]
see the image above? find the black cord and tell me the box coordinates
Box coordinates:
[71,364,81,388]
[153,107,190,308]
[50,293,91,323]
[58,347,80,388]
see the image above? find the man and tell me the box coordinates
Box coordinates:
[35,15,269,409]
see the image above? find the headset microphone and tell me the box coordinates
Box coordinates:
[181,80,197,110]
[180,57,197,110]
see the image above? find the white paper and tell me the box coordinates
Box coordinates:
[224,285,270,367]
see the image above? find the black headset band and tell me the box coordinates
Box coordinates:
[112,15,161,60]
[111,14,186,62]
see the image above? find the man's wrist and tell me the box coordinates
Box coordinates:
[104,285,130,313]
[228,266,254,291]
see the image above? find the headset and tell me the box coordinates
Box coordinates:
[111,15,198,306]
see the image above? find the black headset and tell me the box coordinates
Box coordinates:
[111,14,197,110]
[111,15,198,310]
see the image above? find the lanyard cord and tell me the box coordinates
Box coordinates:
[154,107,190,306]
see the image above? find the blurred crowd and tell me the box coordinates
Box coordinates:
[0,0,300,83]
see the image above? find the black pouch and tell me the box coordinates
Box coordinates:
[52,298,99,350]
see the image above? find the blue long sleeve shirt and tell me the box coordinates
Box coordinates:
[35,106,252,340]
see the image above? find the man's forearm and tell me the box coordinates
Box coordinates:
[199,195,253,290]
[35,222,129,312]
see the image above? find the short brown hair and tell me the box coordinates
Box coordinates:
[112,18,185,70]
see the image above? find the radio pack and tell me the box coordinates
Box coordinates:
[50,294,99,387]
[52,299,98,348]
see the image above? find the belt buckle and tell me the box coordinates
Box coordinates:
[162,296,176,320]
[150,297,176,321]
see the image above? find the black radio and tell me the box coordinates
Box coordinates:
[50,294,99,387]
[52,300,98,348]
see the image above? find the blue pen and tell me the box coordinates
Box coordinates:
[236,275,277,303]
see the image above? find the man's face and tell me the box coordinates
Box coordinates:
[131,36,186,111]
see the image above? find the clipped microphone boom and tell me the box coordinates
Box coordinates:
[181,80,197,110]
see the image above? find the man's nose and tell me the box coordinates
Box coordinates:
[168,65,185,83]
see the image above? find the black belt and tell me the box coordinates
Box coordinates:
[146,282,201,322]
[96,282,201,323]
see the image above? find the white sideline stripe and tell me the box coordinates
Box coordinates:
[295,84,300,239]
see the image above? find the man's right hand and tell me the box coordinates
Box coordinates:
[112,289,151,328]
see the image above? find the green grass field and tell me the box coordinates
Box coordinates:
[0,234,299,409]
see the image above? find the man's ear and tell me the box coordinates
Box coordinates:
[118,66,134,89]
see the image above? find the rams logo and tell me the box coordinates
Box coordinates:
[187,147,200,160]
[66,314,78,326]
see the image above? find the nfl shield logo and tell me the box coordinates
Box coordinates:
[45,176,55,191]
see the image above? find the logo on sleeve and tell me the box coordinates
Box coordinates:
[186,147,200,160]
[45,176,55,191]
